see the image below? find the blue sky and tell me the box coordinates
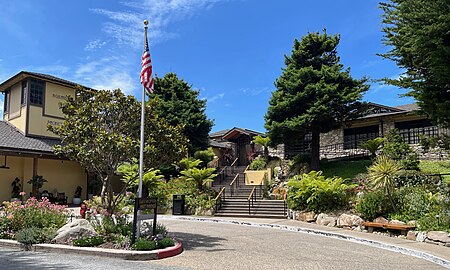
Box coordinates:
[0,0,414,133]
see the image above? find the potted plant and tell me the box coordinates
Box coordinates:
[11,177,22,202]
[27,175,47,198]
[73,186,83,205]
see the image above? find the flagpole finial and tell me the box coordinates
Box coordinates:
[143,20,148,26]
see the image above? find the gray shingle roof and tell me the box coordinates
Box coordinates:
[209,129,230,138]
[0,121,59,154]
[394,103,419,112]
[209,139,230,149]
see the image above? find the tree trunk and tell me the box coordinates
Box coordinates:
[101,175,108,209]
[310,125,320,171]
[264,147,269,161]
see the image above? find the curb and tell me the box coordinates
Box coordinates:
[159,215,450,269]
[0,239,183,261]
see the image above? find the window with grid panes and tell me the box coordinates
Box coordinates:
[344,125,379,149]
[30,79,44,105]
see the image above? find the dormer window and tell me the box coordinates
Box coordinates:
[30,79,44,105]
[21,80,27,105]
[3,89,10,113]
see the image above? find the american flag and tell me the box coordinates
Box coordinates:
[140,33,154,94]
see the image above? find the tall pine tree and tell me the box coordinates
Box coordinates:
[265,31,369,170]
[380,0,450,128]
[152,73,213,155]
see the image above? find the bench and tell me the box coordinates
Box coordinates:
[363,222,416,235]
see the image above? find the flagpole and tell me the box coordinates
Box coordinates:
[138,20,149,199]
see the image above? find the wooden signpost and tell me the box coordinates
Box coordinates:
[131,197,158,244]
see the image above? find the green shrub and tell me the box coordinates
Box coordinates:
[73,236,105,247]
[2,198,67,232]
[287,171,356,212]
[356,190,395,221]
[381,129,419,170]
[15,227,56,245]
[158,237,175,249]
[194,148,215,167]
[250,156,266,171]
[132,239,157,251]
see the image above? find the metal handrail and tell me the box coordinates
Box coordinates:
[247,186,257,215]
[214,187,226,212]
[229,173,240,197]
[218,166,228,184]
[230,158,238,174]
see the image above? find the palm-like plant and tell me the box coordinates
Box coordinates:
[178,157,203,171]
[360,137,385,158]
[118,160,164,191]
[253,135,270,160]
[180,168,217,191]
[368,155,403,211]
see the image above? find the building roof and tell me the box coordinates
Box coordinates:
[394,103,420,112]
[0,121,59,155]
[222,127,265,141]
[209,139,230,149]
[0,71,90,92]
[360,102,420,120]
[209,129,231,138]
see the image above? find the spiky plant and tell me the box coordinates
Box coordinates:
[368,155,403,211]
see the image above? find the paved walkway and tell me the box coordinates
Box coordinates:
[153,215,449,270]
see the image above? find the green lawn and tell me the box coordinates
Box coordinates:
[419,160,450,183]
[320,159,371,180]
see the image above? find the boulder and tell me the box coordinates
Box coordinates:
[297,211,316,222]
[337,214,364,228]
[373,217,388,224]
[426,231,450,246]
[407,220,417,227]
[406,231,417,241]
[316,213,337,227]
[389,220,406,226]
[53,219,97,244]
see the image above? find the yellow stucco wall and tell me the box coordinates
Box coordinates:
[27,106,63,138]
[37,159,86,202]
[7,106,27,133]
[0,156,86,203]
[245,168,271,185]
[8,83,22,118]
[44,83,74,118]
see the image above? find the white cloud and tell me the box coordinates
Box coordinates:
[74,57,136,95]
[207,92,225,103]
[91,0,227,47]
[85,39,107,51]
[29,64,70,75]
[241,87,272,96]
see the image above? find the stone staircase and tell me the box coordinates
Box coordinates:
[212,166,287,219]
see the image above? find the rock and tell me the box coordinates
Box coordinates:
[337,214,364,228]
[416,231,427,242]
[53,219,97,244]
[406,231,417,241]
[316,213,337,227]
[297,211,316,222]
[389,220,406,225]
[426,231,450,246]
[407,220,417,227]
[373,217,388,224]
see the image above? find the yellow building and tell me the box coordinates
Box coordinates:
[0,71,89,203]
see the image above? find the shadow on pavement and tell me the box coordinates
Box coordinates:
[0,249,72,270]
[167,231,229,252]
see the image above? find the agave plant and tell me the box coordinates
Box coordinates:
[180,168,217,191]
[368,155,403,211]
[360,137,385,158]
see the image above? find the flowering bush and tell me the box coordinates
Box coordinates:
[2,197,67,232]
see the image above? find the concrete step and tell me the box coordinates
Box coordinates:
[214,212,287,219]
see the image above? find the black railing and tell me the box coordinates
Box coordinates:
[214,187,226,213]
[247,184,262,215]
[230,158,238,174]
[229,173,240,197]
[218,166,228,185]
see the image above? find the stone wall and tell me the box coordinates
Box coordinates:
[269,144,285,159]
[320,128,343,146]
